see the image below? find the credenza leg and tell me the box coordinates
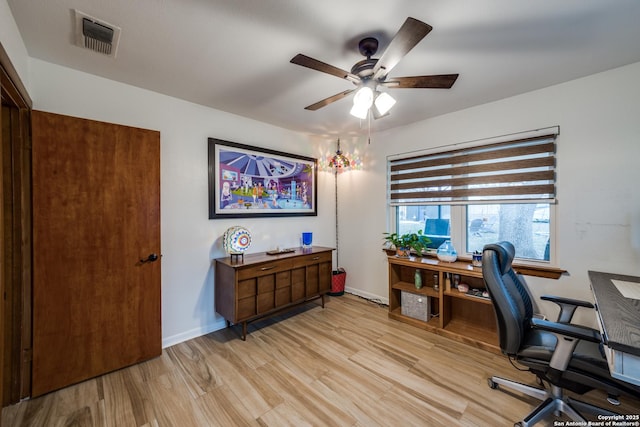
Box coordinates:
[241,322,247,341]
[321,294,325,308]
[225,319,231,328]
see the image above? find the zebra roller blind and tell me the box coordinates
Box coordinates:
[389,133,557,205]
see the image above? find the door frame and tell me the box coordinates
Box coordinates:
[1,42,33,405]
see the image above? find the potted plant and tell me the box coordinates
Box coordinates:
[383,230,431,257]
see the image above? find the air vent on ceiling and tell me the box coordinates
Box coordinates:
[74,10,121,58]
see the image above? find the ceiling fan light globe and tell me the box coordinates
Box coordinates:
[374,92,396,115]
[353,86,374,109]
[350,104,369,119]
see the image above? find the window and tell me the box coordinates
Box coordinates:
[396,205,450,250]
[388,129,557,263]
[466,204,550,261]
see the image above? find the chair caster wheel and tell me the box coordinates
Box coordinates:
[488,378,498,389]
[607,394,620,405]
[514,422,524,427]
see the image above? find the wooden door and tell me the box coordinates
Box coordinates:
[31,111,161,397]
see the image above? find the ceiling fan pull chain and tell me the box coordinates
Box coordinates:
[368,109,372,144]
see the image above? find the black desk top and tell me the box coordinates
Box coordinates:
[589,270,640,356]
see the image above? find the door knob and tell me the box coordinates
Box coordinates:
[140,253,159,264]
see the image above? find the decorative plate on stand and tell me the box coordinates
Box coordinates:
[223,226,252,254]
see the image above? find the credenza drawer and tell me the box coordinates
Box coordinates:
[257,275,275,294]
[237,296,256,319]
[238,279,256,298]
[257,292,275,314]
[292,252,332,268]
[237,259,294,280]
[275,271,291,288]
[275,286,291,306]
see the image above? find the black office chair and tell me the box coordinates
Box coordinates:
[482,241,640,427]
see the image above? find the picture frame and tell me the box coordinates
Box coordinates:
[208,138,318,219]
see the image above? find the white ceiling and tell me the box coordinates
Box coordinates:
[8,0,640,137]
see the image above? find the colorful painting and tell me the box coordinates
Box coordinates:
[208,138,317,219]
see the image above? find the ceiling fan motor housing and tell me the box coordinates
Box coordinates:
[351,37,380,79]
[351,58,378,79]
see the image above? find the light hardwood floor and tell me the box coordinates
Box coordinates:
[3,294,639,426]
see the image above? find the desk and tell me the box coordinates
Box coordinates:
[589,270,640,386]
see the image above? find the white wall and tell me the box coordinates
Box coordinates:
[28,58,335,347]
[1,0,30,88]
[340,61,640,327]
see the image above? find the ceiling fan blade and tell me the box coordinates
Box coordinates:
[291,54,360,83]
[304,89,355,111]
[372,17,433,80]
[383,74,459,89]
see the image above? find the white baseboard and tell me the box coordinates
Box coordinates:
[344,286,388,306]
[162,319,227,348]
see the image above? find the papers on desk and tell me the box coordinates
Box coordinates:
[612,279,640,300]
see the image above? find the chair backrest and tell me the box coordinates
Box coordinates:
[482,241,534,355]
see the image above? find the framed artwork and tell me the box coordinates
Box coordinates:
[208,138,318,219]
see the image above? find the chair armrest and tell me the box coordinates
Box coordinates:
[540,295,594,308]
[531,318,601,343]
[531,318,602,372]
[540,295,595,323]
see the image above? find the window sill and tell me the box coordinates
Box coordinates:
[382,249,566,279]
[510,263,566,280]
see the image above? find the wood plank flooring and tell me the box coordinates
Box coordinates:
[3,294,640,426]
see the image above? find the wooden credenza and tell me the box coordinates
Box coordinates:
[214,246,333,340]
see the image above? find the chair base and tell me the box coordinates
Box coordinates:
[489,375,620,427]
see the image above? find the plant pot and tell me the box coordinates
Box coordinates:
[396,247,411,257]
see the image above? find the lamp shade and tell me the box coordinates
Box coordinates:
[352,86,374,109]
[329,139,351,171]
[374,92,396,115]
[349,103,369,119]
[329,152,350,169]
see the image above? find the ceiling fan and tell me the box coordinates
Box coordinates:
[290,17,459,119]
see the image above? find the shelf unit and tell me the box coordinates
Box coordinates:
[387,256,499,354]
